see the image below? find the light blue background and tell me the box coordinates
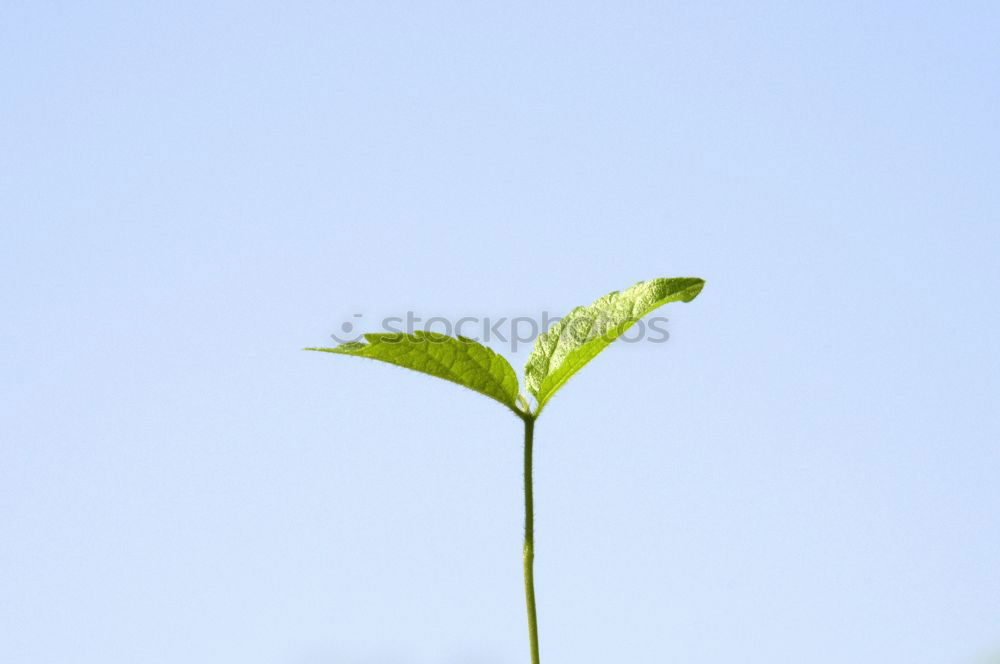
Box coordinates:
[3,3,998,663]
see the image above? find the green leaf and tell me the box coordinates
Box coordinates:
[524,277,705,414]
[307,331,522,414]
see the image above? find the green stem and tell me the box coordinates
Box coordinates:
[522,414,540,664]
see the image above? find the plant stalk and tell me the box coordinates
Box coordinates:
[522,414,540,664]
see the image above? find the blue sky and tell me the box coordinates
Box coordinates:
[2,3,999,663]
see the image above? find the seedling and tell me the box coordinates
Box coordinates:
[307,277,705,663]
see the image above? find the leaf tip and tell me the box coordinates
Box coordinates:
[684,277,706,300]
